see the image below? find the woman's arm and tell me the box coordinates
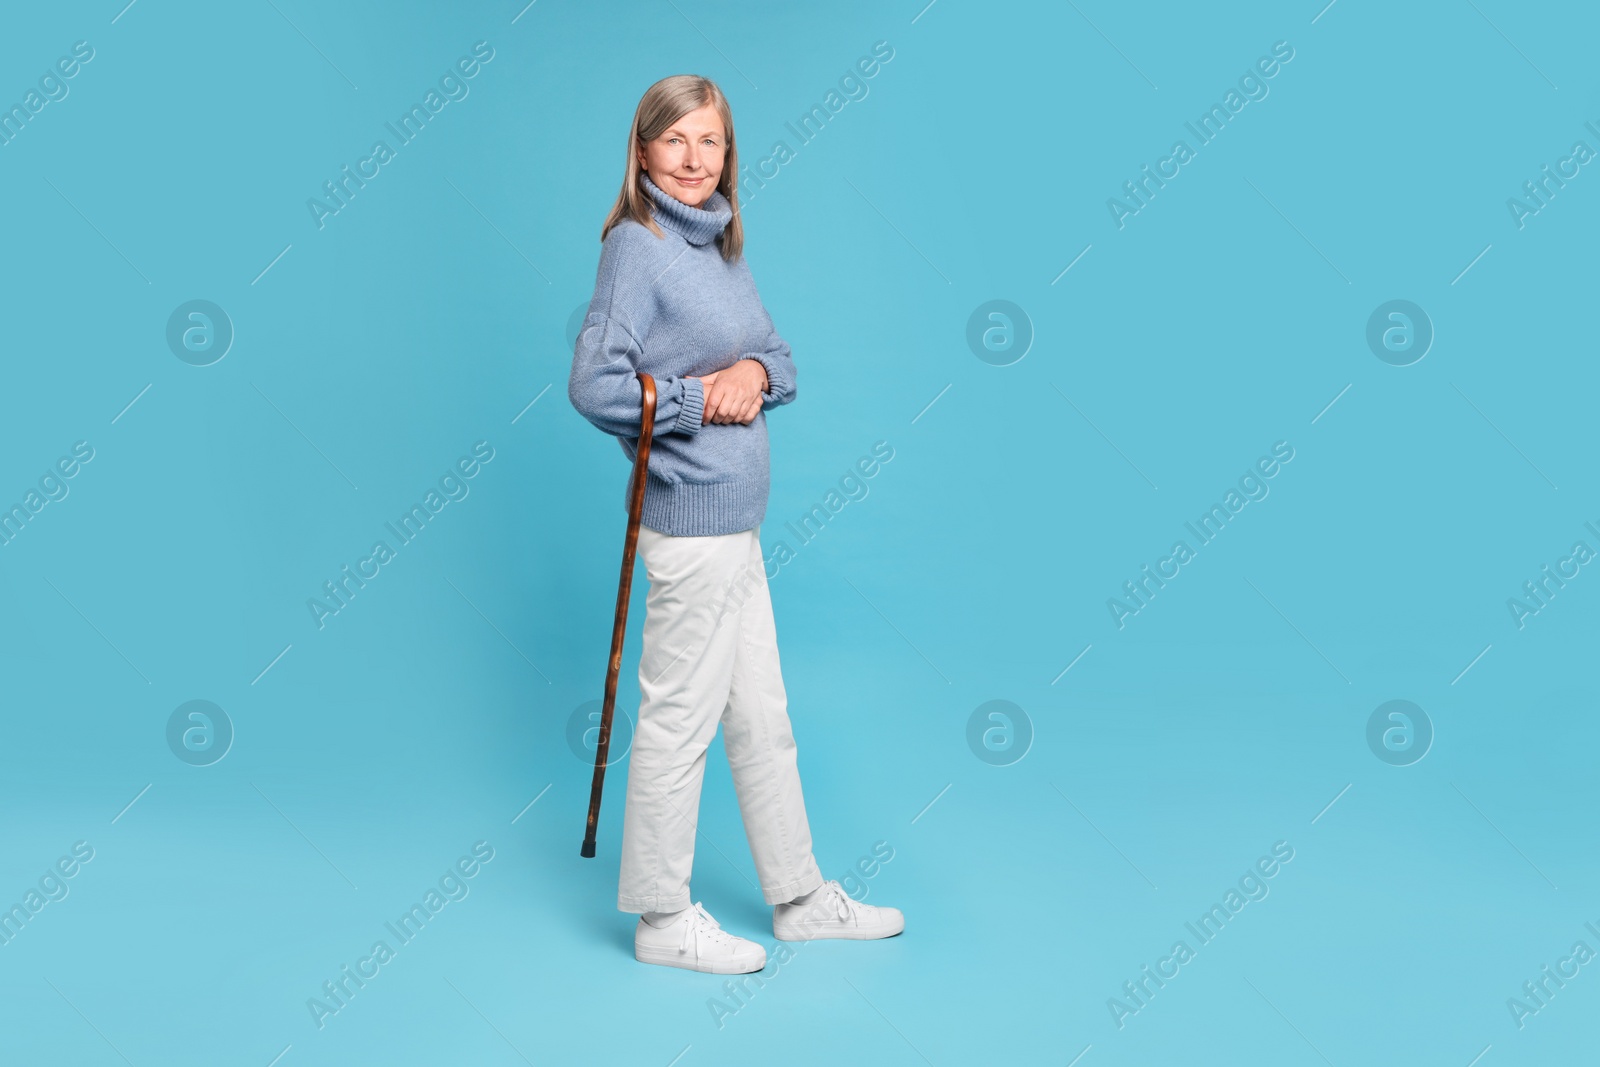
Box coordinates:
[568,310,705,438]
[736,257,797,411]
[746,330,795,412]
[568,226,706,438]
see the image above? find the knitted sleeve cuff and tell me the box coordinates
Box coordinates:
[675,375,706,436]
[750,352,790,406]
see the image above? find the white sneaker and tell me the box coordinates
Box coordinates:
[773,879,905,941]
[634,901,767,974]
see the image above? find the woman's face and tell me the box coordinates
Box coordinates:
[637,104,725,208]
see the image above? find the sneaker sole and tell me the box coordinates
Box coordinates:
[772,916,906,942]
[635,943,767,974]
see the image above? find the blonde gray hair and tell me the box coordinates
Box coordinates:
[602,74,743,261]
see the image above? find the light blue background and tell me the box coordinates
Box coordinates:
[1,1,1596,1064]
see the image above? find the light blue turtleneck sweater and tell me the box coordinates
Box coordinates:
[568,173,797,537]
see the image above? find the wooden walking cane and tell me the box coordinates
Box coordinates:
[581,372,656,858]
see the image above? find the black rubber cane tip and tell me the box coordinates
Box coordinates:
[580,839,596,859]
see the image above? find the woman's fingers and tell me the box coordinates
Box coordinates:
[700,374,726,422]
[698,371,763,424]
[701,376,726,423]
[706,380,732,423]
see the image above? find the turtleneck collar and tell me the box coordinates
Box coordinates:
[640,172,732,247]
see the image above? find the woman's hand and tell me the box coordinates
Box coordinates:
[695,360,768,425]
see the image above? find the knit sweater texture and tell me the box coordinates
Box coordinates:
[568,172,797,536]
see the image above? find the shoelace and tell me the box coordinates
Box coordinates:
[799,880,862,924]
[679,901,739,955]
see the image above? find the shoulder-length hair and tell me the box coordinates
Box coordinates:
[602,74,743,261]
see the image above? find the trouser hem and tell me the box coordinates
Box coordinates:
[618,891,692,915]
[762,869,825,907]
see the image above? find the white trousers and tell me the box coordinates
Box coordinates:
[617,524,824,913]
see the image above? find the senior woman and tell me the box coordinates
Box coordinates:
[568,74,903,974]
